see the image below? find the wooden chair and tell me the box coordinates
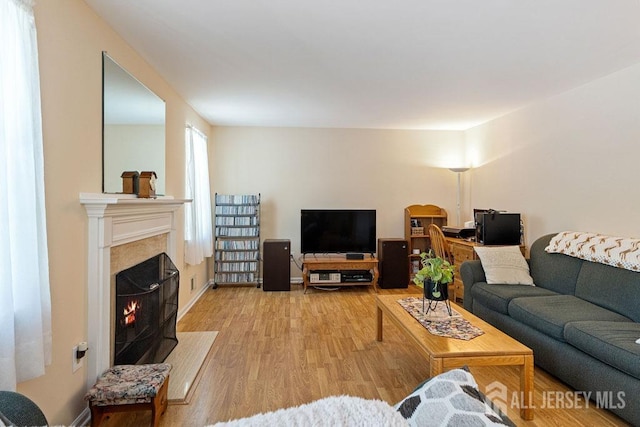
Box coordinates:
[428,224,451,263]
[427,224,457,301]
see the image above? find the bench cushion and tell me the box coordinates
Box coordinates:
[508,295,631,341]
[84,363,171,406]
[564,321,640,380]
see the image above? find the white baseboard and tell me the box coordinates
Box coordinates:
[71,407,90,426]
[207,277,303,287]
[259,277,304,285]
[177,279,210,321]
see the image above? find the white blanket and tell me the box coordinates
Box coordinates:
[211,395,407,427]
[545,231,640,272]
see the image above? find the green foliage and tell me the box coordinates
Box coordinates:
[412,250,454,298]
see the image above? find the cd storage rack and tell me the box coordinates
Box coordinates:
[213,194,261,288]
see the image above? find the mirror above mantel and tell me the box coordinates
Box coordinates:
[102,52,166,195]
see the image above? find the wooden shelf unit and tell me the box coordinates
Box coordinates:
[404,204,448,284]
[213,194,261,288]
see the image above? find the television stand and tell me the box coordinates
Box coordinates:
[302,255,379,294]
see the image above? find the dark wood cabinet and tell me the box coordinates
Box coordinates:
[377,238,409,288]
[263,239,291,291]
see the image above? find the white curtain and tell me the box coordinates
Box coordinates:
[0,0,52,390]
[184,125,213,265]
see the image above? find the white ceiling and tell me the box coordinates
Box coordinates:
[85,0,640,131]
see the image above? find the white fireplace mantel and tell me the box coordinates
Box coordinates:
[80,193,190,388]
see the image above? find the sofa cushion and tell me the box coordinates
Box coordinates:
[574,261,640,323]
[564,321,640,380]
[528,234,583,295]
[473,246,534,285]
[508,295,631,341]
[470,283,558,315]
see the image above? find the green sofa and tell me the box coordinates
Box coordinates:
[461,233,640,425]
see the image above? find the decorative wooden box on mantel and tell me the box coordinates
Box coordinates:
[138,171,157,198]
[121,171,139,195]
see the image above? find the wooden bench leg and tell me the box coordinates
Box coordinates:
[89,404,107,427]
[151,375,169,427]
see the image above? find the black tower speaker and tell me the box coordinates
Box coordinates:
[263,239,291,291]
[378,238,409,289]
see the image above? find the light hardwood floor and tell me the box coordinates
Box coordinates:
[100,284,629,426]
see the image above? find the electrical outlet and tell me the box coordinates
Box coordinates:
[190,276,196,290]
[72,345,83,373]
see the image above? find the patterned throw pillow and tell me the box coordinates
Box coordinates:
[395,368,514,426]
[474,246,534,285]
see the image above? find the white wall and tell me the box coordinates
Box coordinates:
[213,62,640,267]
[30,1,211,423]
[103,124,165,194]
[465,62,640,245]
[211,127,465,278]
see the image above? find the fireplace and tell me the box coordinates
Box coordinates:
[81,193,189,389]
[114,253,179,365]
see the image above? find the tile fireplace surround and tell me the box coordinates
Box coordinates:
[80,193,190,390]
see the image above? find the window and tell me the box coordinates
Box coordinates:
[184,125,213,265]
[0,0,52,390]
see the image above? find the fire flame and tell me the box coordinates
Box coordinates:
[123,300,140,326]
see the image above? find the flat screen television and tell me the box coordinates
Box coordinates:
[301,209,376,254]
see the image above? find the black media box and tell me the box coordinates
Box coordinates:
[475,212,521,245]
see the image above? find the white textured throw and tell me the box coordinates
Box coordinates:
[545,231,640,272]
[211,395,407,427]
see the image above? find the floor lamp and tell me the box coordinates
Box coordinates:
[449,167,469,226]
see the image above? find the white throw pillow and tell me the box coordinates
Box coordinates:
[474,246,534,285]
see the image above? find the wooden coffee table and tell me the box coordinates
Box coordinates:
[375,294,534,420]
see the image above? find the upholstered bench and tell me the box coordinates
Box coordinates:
[84,363,171,427]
